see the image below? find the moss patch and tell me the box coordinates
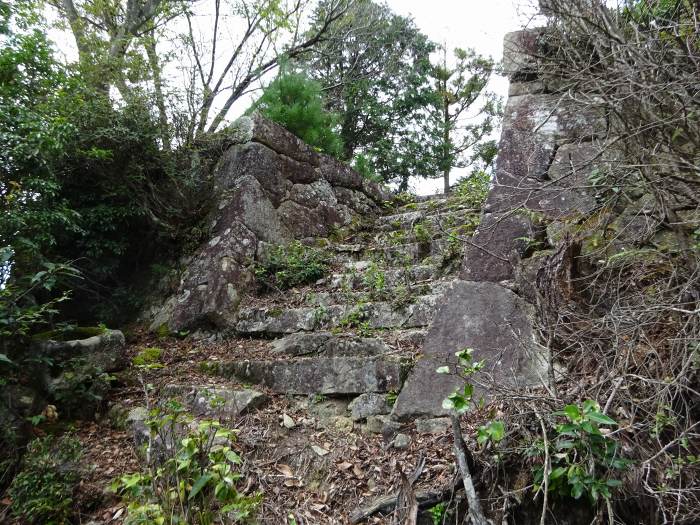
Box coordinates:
[33,326,106,342]
[132,347,163,366]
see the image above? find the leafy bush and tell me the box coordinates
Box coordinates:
[352,154,382,182]
[113,403,260,524]
[452,170,490,209]
[0,248,79,360]
[255,241,330,290]
[362,261,387,301]
[252,70,343,158]
[9,433,82,524]
[437,347,485,413]
[412,221,433,246]
[428,502,447,525]
[531,400,628,503]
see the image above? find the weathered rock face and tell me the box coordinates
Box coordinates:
[148,114,388,332]
[393,29,603,419]
[392,281,548,419]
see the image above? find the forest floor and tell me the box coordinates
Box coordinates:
[69,330,480,524]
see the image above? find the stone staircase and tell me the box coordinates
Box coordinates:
[199,193,477,400]
[124,191,483,522]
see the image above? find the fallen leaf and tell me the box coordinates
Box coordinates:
[336,461,352,471]
[282,413,296,429]
[276,464,294,477]
[112,507,124,520]
[353,464,364,478]
[311,444,329,457]
[284,478,303,487]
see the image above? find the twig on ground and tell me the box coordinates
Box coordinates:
[450,414,488,525]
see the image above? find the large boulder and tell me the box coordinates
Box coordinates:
[33,329,127,373]
[148,115,389,332]
[23,329,127,420]
[392,280,549,419]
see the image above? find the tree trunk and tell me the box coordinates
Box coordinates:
[442,77,451,194]
[144,35,171,151]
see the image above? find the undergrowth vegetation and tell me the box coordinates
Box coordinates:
[254,241,330,291]
[8,433,83,524]
[113,401,260,524]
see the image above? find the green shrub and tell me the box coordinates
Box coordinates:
[255,241,330,290]
[9,433,82,524]
[252,70,343,158]
[352,154,382,182]
[428,502,447,525]
[530,400,629,503]
[392,192,417,208]
[412,221,433,245]
[452,170,490,209]
[362,262,387,301]
[113,404,260,524]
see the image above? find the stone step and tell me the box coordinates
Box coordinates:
[376,205,479,233]
[394,195,448,211]
[306,282,439,307]
[367,239,453,265]
[212,355,408,395]
[270,332,392,357]
[328,264,440,291]
[235,293,444,336]
[161,384,268,418]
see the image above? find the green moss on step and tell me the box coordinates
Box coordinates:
[132,347,163,366]
[33,326,106,342]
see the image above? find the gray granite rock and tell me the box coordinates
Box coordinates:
[348,393,391,421]
[33,329,127,373]
[215,356,406,395]
[365,415,401,438]
[161,385,268,419]
[415,417,451,434]
[392,433,411,449]
[392,280,549,420]
[147,115,387,332]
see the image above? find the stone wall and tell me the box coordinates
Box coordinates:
[148,114,389,332]
[393,29,608,418]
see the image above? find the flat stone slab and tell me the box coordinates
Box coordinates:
[376,206,478,232]
[215,356,406,394]
[348,393,391,421]
[328,264,440,292]
[370,239,448,265]
[392,280,549,420]
[271,332,391,357]
[161,384,268,418]
[235,295,442,336]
